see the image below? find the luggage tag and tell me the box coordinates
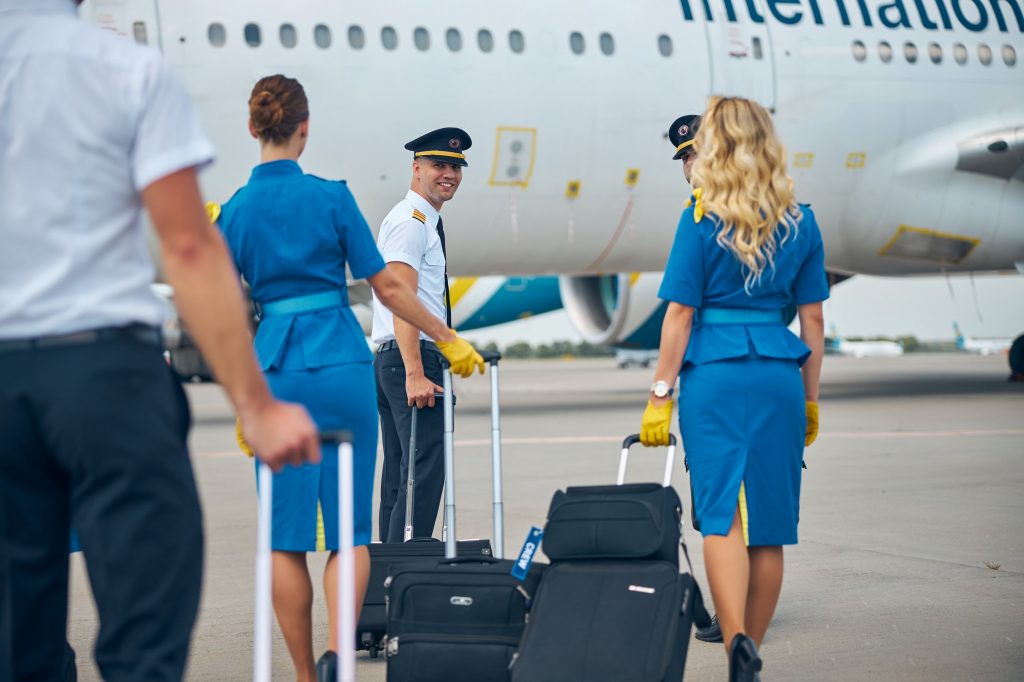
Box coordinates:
[511,526,543,581]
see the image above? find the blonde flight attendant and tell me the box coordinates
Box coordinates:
[639,96,827,681]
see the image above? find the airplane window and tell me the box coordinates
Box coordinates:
[904,42,918,64]
[600,33,615,56]
[280,23,297,48]
[381,26,398,50]
[658,34,673,57]
[414,27,430,51]
[752,36,763,60]
[570,32,585,55]
[852,40,867,62]
[928,42,942,64]
[1004,45,1018,66]
[509,30,525,54]
[208,23,226,48]
[446,28,462,52]
[878,41,893,63]
[348,25,365,50]
[978,44,992,66]
[478,29,494,53]
[244,23,261,48]
[953,43,968,64]
[132,21,148,45]
[314,24,331,49]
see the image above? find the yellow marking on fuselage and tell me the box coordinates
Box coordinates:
[448,277,479,310]
[877,224,981,263]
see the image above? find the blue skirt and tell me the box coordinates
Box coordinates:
[258,361,378,551]
[679,356,805,546]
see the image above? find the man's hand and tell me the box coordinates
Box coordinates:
[239,400,320,471]
[406,372,444,409]
[436,333,486,378]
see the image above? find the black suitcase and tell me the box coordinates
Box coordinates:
[384,556,545,682]
[510,434,710,682]
[384,352,537,681]
[510,560,703,682]
[359,351,508,657]
[359,538,493,655]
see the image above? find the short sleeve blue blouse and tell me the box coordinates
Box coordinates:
[218,160,385,370]
[658,203,829,367]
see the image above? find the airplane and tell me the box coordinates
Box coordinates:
[826,324,905,357]
[953,321,1013,354]
[79,0,1024,374]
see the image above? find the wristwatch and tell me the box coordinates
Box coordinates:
[650,380,674,399]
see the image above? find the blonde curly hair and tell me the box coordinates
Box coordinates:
[690,96,801,291]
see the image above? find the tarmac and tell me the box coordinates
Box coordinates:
[67,353,1024,681]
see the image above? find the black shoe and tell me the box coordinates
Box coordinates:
[316,650,338,682]
[728,634,762,682]
[695,614,723,643]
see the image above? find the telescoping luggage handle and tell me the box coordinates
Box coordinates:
[618,433,678,487]
[439,350,504,561]
[255,432,356,682]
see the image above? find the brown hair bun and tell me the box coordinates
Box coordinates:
[248,75,308,145]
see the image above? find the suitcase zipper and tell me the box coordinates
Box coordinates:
[385,633,521,656]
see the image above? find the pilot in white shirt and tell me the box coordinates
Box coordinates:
[371,127,472,542]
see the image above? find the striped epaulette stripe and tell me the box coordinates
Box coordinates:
[411,210,426,224]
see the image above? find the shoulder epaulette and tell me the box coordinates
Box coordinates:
[411,209,426,224]
[205,201,221,224]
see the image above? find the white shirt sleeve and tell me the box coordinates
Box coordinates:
[379,219,427,271]
[130,54,215,191]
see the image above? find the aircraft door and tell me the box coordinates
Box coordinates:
[703,3,774,109]
[78,0,162,50]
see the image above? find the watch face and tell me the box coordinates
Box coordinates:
[653,381,669,397]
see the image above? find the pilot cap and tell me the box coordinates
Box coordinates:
[668,115,701,160]
[405,127,472,167]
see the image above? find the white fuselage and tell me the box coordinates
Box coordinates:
[81,0,1024,280]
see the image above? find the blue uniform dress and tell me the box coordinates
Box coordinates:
[218,160,386,550]
[659,203,829,546]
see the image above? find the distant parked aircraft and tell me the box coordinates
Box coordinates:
[953,322,1013,356]
[827,325,904,358]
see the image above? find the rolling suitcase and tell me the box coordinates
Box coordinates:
[357,351,505,657]
[254,432,357,682]
[510,434,710,682]
[384,352,539,681]
[357,400,491,657]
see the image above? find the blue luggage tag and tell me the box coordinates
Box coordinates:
[511,526,544,581]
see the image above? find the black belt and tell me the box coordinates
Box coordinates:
[377,339,440,354]
[0,324,162,353]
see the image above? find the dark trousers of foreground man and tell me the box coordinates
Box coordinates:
[0,334,203,682]
[375,343,447,542]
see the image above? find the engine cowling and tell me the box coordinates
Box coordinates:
[559,273,667,349]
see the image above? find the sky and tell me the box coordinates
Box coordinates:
[462,273,1024,347]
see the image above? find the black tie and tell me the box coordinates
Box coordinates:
[436,216,452,328]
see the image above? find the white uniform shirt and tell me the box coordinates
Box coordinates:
[0,0,215,339]
[371,190,447,344]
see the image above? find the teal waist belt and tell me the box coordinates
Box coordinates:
[697,307,784,325]
[259,290,348,318]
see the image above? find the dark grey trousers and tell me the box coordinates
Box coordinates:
[0,338,203,682]
[375,345,447,542]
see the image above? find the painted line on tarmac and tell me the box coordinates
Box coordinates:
[197,428,1024,458]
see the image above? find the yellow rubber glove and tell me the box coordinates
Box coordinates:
[236,417,254,458]
[805,401,819,447]
[640,399,674,447]
[436,332,486,378]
